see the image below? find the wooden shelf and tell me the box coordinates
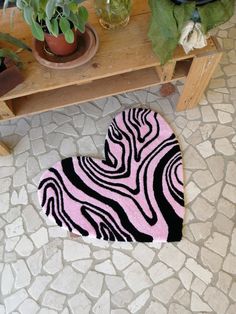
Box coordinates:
[10,65,186,119]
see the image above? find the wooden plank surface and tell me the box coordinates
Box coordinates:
[0,0,219,101]
[0,100,15,119]
[9,66,186,119]
[0,142,11,156]
[176,51,223,111]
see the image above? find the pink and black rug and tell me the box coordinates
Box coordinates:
[38,108,185,242]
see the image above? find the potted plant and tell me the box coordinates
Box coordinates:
[0,32,31,96]
[148,0,235,64]
[16,0,89,56]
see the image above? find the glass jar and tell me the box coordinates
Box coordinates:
[94,0,132,30]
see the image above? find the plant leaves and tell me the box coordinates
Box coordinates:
[31,20,44,41]
[59,17,75,43]
[45,0,56,20]
[0,32,31,51]
[198,0,235,33]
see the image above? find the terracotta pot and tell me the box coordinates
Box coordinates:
[0,58,24,97]
[44,29,79,56]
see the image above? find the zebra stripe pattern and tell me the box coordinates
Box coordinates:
[38,108,185,242]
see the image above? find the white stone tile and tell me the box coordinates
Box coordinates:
[63,240,90,261]
[105,275,126,294]
[29,127,42,140]
[185,182,201,204]
[111,289,133,308]
[14,136,30,155]
[201,247,223,273]
[93,250,110,260]
[128,289,150,314]
[11,187,28,205]
[226,161,236,185]
[124,262,152,293]
[152,278,180,304]
[112,251,133,271]
[190,222,212,241]
[30,227,48,248]
[81,103,102,119]
[77,136,98,156]
[229,282,236,301]
[148,262,174,284]
[0,193,10,214]
[5,217,24,238]
[193,170,215,189]
[103,97,121,116]
[22,205,42,233]
[178,267,193,290]
[185,258,213,284]
[145,301,167,314]
[158,244,186,271]
[32,139,46,155]
[95,260,116,275]
[73,114,85,129]
[60,137,77,157]
[28,276,52,300]
[92,290,110,314]
[50,266,82,294]
[215,138,235,156]
[38,150,60,169]
[196,140,215,158]
[191,292,212,312]
[27,250,43,276]
[12,260,31,289]
[1,264,14,296]
[26,157,40,177]
[82,117,97,135]
[205,232,229,257]
[56,123,78,137]
[4,289,28,314]
[42,290,66,311]
[111,310,130,314]
[223,184,236,203]
[191,197,215,221]
[53,112,71,125]
[191,277,207,295]
[81,271,104,298]
[223,253,236,275]
[0,167,15,179]
[48,226,68,238]
[68,293,91,314]
[72,259,93,274]
[203,287,229,314]
[43,251,63,275]
[217,271,232,294]
[0,178,11,194]
[18,298,40,314]
[5,237,20,252]
[15,235,34,257]
[213,213,234,235]
[132,244,155,268]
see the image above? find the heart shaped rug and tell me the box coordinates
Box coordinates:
[38,108,185,242]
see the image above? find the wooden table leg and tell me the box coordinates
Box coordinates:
[155,61,176,82]
[0,142,11,156]
[176,51,222,111]
[0,100,15,120]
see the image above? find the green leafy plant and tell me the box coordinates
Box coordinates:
[0,32,31,68]
[16,0,89,43]
[148,0,235,64]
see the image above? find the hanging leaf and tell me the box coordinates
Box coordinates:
[198,0,235,33]
[31,20,44,41]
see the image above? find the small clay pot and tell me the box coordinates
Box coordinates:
[44,29,79,56]
[0,58,24,97]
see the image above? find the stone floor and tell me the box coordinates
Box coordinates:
[0,12,236,314]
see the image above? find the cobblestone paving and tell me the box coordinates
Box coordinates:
[0,13,236,314]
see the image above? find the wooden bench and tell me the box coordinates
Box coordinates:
[0,0,222,155]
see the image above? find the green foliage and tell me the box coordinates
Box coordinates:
[148,0,235,64]
[16,0,89,43]
[0,32,31,66]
